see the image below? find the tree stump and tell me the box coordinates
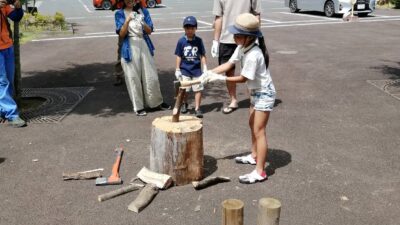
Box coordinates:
[222,199,244,225]
[257,198,281,225]
[150,115,203,185]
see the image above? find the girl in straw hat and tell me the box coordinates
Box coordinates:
[202,13,276,184]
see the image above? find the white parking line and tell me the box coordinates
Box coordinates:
[261,18,281,23]
[32,17,400,42]
[279,12,339,20]
[196,20,213,26]
[78,0,93,13]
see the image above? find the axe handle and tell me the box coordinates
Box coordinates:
[172,88,186,122]
[180,80,202,87]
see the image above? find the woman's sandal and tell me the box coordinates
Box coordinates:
[222,106,238,114]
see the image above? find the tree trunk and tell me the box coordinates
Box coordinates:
[13,21,21,105]
[150,116,203,185]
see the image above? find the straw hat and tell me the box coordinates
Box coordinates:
[228,13,262,37]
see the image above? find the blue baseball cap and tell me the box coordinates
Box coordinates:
[228,13,262,37]
[183,16,197,27]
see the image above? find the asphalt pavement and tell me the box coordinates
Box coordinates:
[0,1,400,225]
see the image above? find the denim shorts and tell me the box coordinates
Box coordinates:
[250,90,276,111]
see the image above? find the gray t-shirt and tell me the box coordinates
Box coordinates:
[213,0,261,44]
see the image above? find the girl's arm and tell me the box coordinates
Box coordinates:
[142,23,152,35]
[211,62,234,74]
[226,75,247,83]
[119,14,132,39]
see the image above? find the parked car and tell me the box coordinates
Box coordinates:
[93,0,161,10]
[284,0,375,17]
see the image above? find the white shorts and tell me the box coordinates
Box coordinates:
[182,75,204,92]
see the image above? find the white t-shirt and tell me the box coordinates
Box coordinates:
[213,0,261,44]
[229,44,274,92]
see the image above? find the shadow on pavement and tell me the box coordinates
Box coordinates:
[216,149,292,177]
[203,155,218,178]
[373,61,400,79]
[0,158,5,164]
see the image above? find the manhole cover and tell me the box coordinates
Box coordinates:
[20,87,94,123]
[367,79,400,101]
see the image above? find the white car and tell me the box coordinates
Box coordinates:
[284,0,375,17]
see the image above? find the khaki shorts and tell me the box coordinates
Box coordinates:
[182,75,204,92]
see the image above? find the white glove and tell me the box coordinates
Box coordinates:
[175,69,182,81]
[211,40,219,58]
[208,73,226,83]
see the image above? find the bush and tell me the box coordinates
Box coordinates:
[390,0,400,8]
[21,11,67,31]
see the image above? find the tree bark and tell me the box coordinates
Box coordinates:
[128,184,159,213]
[98,184,143,202]
[150,116,203,185]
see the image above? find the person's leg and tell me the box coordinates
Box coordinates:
[219,44,238,113]
[194,91,201,111]
[225,67,238,108]
[140,40,163,108]
[252,110,270,174]
[121,38,145,113]
[0,48,18,120]
[248,106,257,159]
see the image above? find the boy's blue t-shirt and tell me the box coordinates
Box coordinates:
[174,35,206,77]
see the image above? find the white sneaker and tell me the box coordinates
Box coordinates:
[238,170,267,184]
[235,154,256,165]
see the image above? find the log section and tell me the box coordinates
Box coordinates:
[150,116,203,185]
[222,199,244,225]
[257,198,281,225]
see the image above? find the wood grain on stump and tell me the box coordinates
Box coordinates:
[222,199,244,225]
[150,115,203,185]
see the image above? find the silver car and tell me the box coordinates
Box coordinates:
[284,0,375,17]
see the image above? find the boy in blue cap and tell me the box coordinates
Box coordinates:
[174,16,207,118]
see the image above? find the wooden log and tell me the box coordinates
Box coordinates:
[222,199,244,225]
[150,116,203,186]
[62,171,102,180]
[97,183,144,202]
[137,167,173,189]
[128,184,159,213]
[257,198,281,225]
[192,176,231,190]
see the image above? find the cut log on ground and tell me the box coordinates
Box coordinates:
[192,176,231,190]
[128,184,159,213]
[222,199,244,225]
[62,171,102,180]
[257,198,281,225]
[137,167,173,189]
[150,116,203,185]
[97,183,144,202]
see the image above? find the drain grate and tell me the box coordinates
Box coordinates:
[367,79,400,101]
[20,87,94,123]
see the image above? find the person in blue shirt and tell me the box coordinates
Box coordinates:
[0,0,26,127]
[174,16,207,118]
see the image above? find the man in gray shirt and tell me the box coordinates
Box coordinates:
[212,0,261,114]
